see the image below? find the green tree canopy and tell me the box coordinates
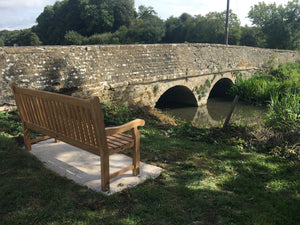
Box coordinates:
[163,11,241,45]
[240,26,266,48]
[248,0,299,49]
[127,6,165,44]
[34,0,136,45]
[80,0,114,35]
[18,30,42,46]
[0,29,41,46]
[163,13,194,43]
[111,0,136,31]
[64,30,87,45]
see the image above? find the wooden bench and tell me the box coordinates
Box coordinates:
[10,82,145,192]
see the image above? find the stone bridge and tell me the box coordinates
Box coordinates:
[1,43,299,107]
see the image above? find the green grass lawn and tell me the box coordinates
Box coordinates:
[1,117,300,224]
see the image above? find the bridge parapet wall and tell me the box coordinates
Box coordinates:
[1,43,299,106]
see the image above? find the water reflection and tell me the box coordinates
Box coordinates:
[163,98,267,127]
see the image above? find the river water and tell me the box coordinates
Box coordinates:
[162,97,267,127]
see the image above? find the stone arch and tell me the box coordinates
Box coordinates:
[155,85,198,108]
[208,77,234,98]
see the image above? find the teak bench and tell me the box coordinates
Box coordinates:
[10,82,145,192]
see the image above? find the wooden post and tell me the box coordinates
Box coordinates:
[223,95,239,128]
[225,0,230,45]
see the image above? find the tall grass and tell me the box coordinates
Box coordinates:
[230,73,279,104]
[230,62,300,131]
[266,94,300,131]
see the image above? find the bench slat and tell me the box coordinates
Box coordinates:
[107,134,135,155]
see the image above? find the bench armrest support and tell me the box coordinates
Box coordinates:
[105,119,145,136]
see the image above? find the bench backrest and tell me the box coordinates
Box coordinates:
[11,83,108,156]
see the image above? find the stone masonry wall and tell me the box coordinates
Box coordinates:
[1,43,299,106]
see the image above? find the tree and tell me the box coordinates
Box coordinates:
[80,0,114,36]
[34,3,63,44]
[227,11,241,45]
[18,30,41,46]
[0,29,41,46]
[111,0,136,31]
[240,26,266,47]
[285,0,300,49]
[198,11,240,45]
[64,31,86,45]
[163,16,182,43]
[0,30,16,46]
[163,13,195,43]
[88,32,118,44]
[127,6,165,44]
[162,10,241,45]
[34,0,137,45]
[248,0,299,49]
[112,25,129,44]
[164,11,241,45]
[137,5,156,19]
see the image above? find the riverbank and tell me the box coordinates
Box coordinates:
[230,62,300,132]
[1,105,299,224]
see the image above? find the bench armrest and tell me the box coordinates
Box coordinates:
[105,119,145,136]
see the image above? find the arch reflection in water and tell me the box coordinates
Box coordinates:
[165,98,267,127]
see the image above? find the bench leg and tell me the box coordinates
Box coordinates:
[23,125,31,151]
[101,152,110,192]
[132,134,140,176]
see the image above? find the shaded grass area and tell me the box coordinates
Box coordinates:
[1,107,300,225]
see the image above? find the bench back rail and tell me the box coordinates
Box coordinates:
[11,83,107,155]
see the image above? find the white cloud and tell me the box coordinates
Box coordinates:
[0,8,38,30]
[0,0,49,9]
[0,0,58,30]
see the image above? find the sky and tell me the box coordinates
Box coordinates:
[0,0,293,31]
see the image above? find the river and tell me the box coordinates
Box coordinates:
[162,97,267,127]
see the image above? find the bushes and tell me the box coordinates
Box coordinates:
[0,111,23,136]
[230,62,300,131]
[230,73,279,104]
[100,102,136,126]
[64,30,121,45]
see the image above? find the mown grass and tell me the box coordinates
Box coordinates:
[1,105,299,225]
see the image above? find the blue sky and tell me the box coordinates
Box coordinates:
[0,0,292,30]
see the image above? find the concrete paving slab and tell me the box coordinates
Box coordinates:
[31,139,162,195]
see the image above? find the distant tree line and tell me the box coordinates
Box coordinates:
[0,0,299,50]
